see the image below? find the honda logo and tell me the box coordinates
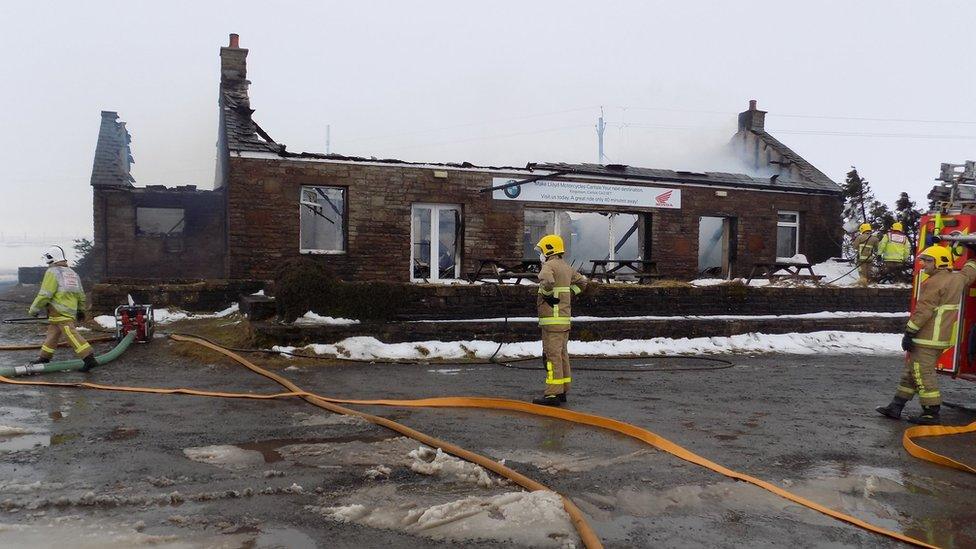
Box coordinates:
[655,190,674,206]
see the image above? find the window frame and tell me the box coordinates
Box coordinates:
[522,207,645,263]
[410,203,462,282]
[135,206,186,237]
[776,210,800,259]
[298,185,348,255]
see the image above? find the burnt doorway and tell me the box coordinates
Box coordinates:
[698,216,736,278]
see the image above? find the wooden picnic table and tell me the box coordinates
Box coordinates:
[746,261,825,284]
[466,257,542,284]
[587,259,662,284]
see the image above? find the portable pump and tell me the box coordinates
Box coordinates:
[114,304,155,343]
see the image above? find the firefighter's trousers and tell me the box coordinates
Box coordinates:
[542,328,572,396]
[895,346,942,406]
[858,260,873,285]
[39,320,92,360]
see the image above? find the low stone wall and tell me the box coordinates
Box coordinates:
[91,279,265,314]
[253,315,907,347]
[284,282,911,321]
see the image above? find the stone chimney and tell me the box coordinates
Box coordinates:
[737,99,766,132]
[220,33,247,83]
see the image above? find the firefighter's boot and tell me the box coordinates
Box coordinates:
[532,395,562,407]
[27,357,50,366]
[79,355,98,373]
[907,405,941,425]
[875,396,908,420]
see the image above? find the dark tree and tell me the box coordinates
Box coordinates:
[895,192,924,252]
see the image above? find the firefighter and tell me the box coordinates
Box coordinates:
[876,245,976,424]
[26,246,98,372]
[532,234,588,406]
[852,223,879,286]
[877,222,912,282]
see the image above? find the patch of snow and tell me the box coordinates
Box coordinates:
[364,465,392,480]
[292,312,360,326]
[183,445,264,469]
[93,315,115,329]
[689,278,730,286]
[427,368,463,375]
[408,447,497,488]
[0,425,32,437]
[94,306,239,329]
[314,490,576,547]
[251,289,265,296]
[810,258,860,286]
[283,331,901,361]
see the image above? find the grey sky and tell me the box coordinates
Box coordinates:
[2,0,975,243]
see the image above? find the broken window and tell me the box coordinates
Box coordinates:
[136,207,185,236]
[776,211,799,259]
[411,204,461,281]
[523,209,642,270]
[300,186,346,253]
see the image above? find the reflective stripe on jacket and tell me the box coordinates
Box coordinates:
[907,260,976,349]
[878,232,911,262]
[537,256,587,330]
[28,265,86,323]
[853,232,879,261]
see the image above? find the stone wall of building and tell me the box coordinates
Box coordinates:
[92,186,226,280]
[225,157,843,281]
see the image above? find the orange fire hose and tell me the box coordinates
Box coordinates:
[0,334,947,547]
[903,421,976,474]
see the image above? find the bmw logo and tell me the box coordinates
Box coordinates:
[504,181,521,199]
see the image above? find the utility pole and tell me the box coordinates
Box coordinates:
[596,106,606,165]
[326,125,331,155]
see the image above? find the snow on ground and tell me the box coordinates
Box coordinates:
[313,490,575,548]
[93,304,240,329]
[408,447,497,488]
[273,331,901,361]
[415,311,908,324]
[292,312,360,326]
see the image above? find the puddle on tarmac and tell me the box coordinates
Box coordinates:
[0,516,311,548]
[184,434,396,469]
[311,485,576,548]
[0,405,50,452]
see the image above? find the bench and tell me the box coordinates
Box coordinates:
[588,259,662,284]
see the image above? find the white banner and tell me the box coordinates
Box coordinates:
[491,177,680,209]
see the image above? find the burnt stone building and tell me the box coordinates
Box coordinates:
[91,35,842,283]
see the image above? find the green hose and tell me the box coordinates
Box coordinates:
[0,332,137,378]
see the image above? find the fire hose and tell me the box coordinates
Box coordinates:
[0,332,953,548]
[0,332,135,377]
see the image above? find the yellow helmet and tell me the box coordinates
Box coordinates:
[919,245,952,269]
[891,222,903,232]
[536,234,565,257]
[859,223,872,233]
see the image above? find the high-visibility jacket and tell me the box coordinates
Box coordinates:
[907,260,976,349]
[537,256,588,331]
[853,232,879,261]
[878,231,911,263]
[28,265,87,323]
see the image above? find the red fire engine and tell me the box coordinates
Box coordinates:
[913,161,976,381]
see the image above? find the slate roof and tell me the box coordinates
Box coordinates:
[530,162,843,195]
[747,130,840,193]
[90,111,135,187]
[220,79,284,154]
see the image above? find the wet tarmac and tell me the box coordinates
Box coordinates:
[1,295,976,548]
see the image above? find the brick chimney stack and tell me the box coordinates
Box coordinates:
[737,99,766,132]
[220,33,247,83]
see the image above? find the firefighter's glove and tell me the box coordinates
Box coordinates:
[76,310,87,322]
[901,332,915,352]
[542,295,560,307]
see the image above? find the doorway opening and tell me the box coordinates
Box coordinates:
[698,216,736,278]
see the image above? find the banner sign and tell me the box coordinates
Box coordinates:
[491,177,681,209]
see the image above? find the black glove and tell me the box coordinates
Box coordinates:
[76,310,87,322]
[901,332,915,352]
[542,295,560,307]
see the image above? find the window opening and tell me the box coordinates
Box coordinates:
[776,211,800,259]
[300,186,346,253]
